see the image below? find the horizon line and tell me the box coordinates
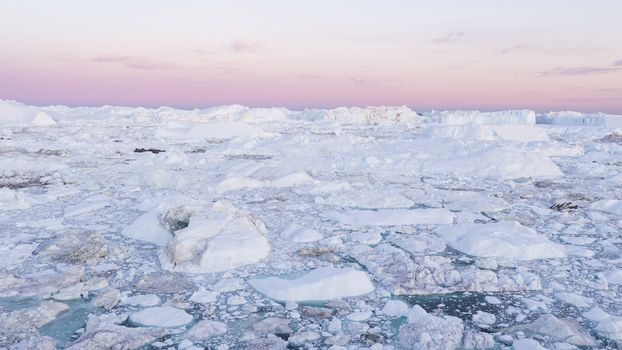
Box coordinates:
[4,97,620,116]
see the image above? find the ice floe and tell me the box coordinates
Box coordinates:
[436,221,567,260]
[248,267,374,301]
[130,306,193,328]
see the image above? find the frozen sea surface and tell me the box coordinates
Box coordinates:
[1,99,622,349]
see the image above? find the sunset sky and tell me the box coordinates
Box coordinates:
[1,0,621,113]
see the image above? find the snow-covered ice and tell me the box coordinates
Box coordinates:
[1,101,621,348]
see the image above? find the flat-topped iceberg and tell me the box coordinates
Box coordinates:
[248,267,374,301]
[538,111,622,127]
[436,221,567,260]
[130,306,193,328]
[423,124,550,142]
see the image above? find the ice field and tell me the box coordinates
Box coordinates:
[1,98,622,349]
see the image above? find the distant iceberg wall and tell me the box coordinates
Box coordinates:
[294,106,419,124]
[3,98,621,128]
[423,110,536,125]
[537,111,622,127]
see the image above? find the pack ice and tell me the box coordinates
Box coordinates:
[1,100,622,349]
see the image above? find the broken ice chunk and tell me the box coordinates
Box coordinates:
[160,201,270,273]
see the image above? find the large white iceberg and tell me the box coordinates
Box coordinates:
[160,201,270,273]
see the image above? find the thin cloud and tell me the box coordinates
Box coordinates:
[298,74,324,80]
[594,87,622,93]
[192,48,218,56]
[555,96,622,102]
[499,45,524,54]
[432,31,467,44]
[538,66,622,77]
[90,55,177,70]
[614,59,622,66]
[228,39,263,53]
[347,78,380,88]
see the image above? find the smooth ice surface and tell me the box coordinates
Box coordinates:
[129,306,193,328]
[122,209,173,246]
[249,267,374,301]
[436,221,567,260]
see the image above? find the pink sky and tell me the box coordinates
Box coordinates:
[1,1,621,113]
